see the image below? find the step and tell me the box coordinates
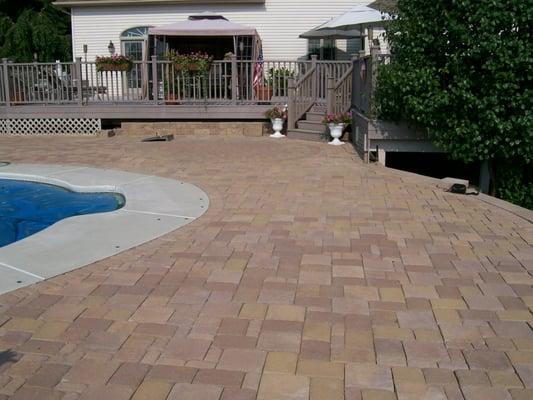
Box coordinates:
[286,129,324,142]
[310,104,327,113]
[306,111,325,122]
[297,120,325,132]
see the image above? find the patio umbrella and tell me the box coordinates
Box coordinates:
[300,22,361,40]
[316,5,391,50]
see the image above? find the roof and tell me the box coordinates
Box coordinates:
[149,13,258,36]
[54,0,264,6]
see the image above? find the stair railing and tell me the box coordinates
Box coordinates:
[326,55,356,116]
[287,55,318,129]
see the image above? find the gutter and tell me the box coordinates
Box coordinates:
[54,0,265,7]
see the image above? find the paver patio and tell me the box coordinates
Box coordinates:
[0,134,532,400]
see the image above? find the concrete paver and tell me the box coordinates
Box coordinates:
[0,135,532,399]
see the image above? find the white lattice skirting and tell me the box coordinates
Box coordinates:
[0,118,101,135]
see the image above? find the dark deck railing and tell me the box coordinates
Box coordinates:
[351,48,391,117]
[0,57,351,108]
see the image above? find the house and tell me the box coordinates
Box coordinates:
[54,0,372,62]
[1,0,394,142]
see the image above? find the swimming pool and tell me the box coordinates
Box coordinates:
[0,179,125,248]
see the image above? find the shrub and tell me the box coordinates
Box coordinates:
[266,67,295,96]
[375,0,532,208]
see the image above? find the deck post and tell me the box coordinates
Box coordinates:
[231,55,238,104]
[287,77,296,129]
[356,50,365,113]
[350,54,358,114]
[326,76,335,115]
[350,54,358,141]
[2,58,10,107]
[75,57,83,105]
[310,54,317,101]
[151,55,158,104]
[369,45,380,117]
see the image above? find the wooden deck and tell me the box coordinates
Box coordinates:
[1,103,272,120]
[0,57,353,122]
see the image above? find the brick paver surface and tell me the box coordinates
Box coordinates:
[0,135,532,399]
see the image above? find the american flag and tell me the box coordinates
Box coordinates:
[253,46,264,88]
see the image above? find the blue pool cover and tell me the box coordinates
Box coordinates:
[0,179,125,248]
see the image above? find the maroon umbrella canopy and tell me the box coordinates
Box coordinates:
[149,13,258,37]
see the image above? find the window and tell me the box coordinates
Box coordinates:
[235,35,254,60]
[120,26,150,61]
[120,26,150,88]
[307,39,336,60]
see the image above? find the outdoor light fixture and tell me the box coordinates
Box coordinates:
[83,44,88,62]
[108,41,115,55]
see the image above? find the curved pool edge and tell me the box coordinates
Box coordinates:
[0,172,125,196]
[0,164,210,295]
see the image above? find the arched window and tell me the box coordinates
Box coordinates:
[121,26,150,40]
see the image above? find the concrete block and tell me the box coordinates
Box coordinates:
[438,177,469,190]
[118,121,265,138]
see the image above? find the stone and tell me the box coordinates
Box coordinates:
[345,363,394,391]
[217,349,266,372]
[132,380,172,400]
[264,352,298,374]
[257,373,309,400]
[167,383,223,400]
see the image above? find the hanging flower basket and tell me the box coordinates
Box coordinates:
[95,55,133,72]
[97,63,132,72]
[167,51,213,73]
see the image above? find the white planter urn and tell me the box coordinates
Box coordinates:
[328,123,344,145]
[270,118,285,138]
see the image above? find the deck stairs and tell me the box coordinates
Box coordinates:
[287,104,327,142]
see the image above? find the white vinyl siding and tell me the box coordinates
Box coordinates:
[71,0,374,61]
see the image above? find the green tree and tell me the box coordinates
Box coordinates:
[0,0,71,62]
[376,0,532,208]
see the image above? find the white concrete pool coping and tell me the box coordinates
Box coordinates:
[0,164,209,294]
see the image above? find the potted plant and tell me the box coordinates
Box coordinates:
[95,55,132,72]
[322,112,351,145]
[265,105,287,138]
[255,67,274,101]
[255,84,273,101]
[268,67,294,97]
[187,52,213,72]
[163,78,179,105]
[255,67,295,101]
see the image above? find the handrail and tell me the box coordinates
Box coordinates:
[287,60,318,129]
[335,65,354,91]
[295,65,316,84]
[327,64,354,116]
